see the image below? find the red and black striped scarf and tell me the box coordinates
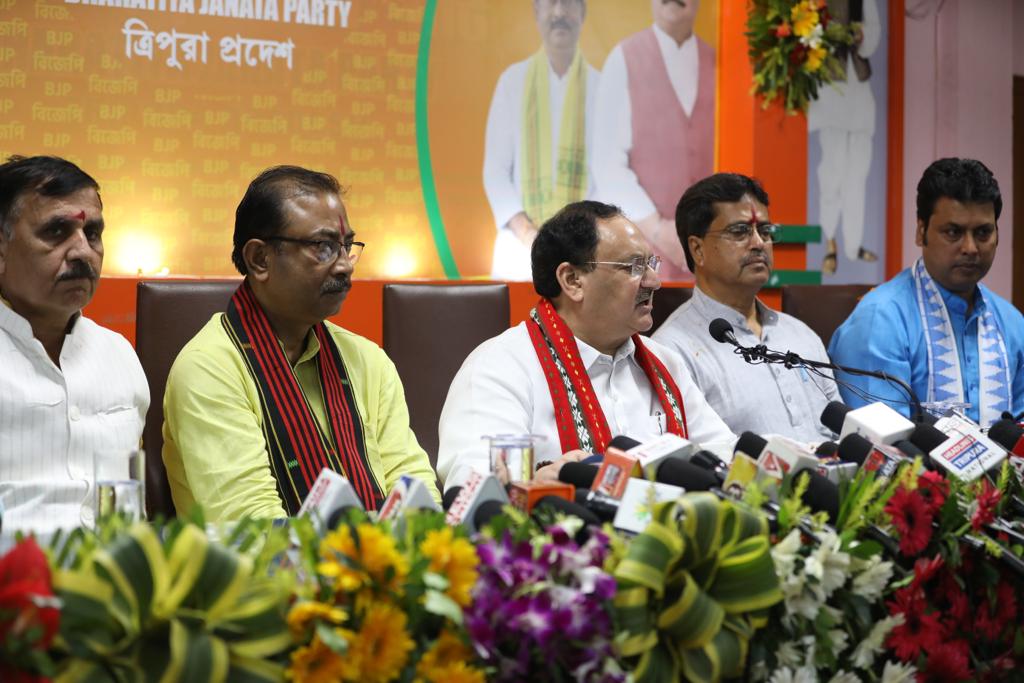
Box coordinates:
[526,297,688,454]
[222,281,383,512]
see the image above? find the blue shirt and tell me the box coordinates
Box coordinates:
[828,268,1024,425]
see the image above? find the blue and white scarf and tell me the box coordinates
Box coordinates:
[913,258,1011,425]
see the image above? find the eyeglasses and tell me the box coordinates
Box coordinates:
[707,222,779,244]
[932,225,997,245]
[264,237,365,265]
[585,254,661,279]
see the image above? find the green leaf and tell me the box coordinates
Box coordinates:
[424,589,464,624]
[316,622,349,655]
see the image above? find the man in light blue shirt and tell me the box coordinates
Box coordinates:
[829,158,1024,425]
[654,173,841,442]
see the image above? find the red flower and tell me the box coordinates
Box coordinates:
[789,44,808,65]
[774,21,792,38]
[921,639,972,682]
[886,586,944,661]
[885,486,934,557]
[0,538,59,648]
[975,600,1004,641]
[971,479,1001,531]
[911,554,944,589]
[995,581,1017,625]
[917,471,949,513]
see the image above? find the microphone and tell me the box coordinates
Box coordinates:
[990,419,1024,458]
[722,432,768,498]
[532,495,603,541]
[709,318,739,346]
[559,462,599,490]
[653,459,719,491]
[622,433,701,478]
[798,469,840,524]
[378,475,442,520]
[298,469,365,532]
[444,471,510,534]
[820,401,916,445]
[909,415,1006,482]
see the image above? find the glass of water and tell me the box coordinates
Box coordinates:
[93,449,146,523]
[486,435,543,486]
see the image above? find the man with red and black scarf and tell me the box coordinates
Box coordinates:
[437,200,735,491]
[163,166,439,520]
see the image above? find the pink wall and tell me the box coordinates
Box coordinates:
[902,0,1015,300]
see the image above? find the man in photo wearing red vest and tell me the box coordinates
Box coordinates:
[593,0,715,282]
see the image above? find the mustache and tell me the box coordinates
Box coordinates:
[742,251,770,266]
[320,277,351,295]
[57,260,98,282]
[550,18,574,31]
[663,0,687,6]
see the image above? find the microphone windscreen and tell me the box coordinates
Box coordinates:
[326,506,358,531]
[894,439,927,459]
[815,441,839,458]
[442,486,462,511]
[837,433,872,466]
[909,423,949,453]
[533,495,602,528]
[799,470,839,524]
[608,435,642,451]
[915,411,938,426]
[654,459,718,491]
[736,431,768,459]
[989,419,1024,452]
[820,401,851,434]
[559,462,599,489]
[473,499,506,530]
[709,318,735,344]
[691,450,726,471]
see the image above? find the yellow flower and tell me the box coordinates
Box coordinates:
[340,601,415,683]
[790,0,819,38]
[318,522,409,593]
[805,45,828,72]
[415,630,485,683]
[419,527,479,607]
[287,601,348,637]
[287,631,350,683]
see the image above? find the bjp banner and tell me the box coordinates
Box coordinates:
[1,0,717,280]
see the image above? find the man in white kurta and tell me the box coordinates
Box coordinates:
[808,0,881,274]
[437,200,734,491]
[483,0,600,280]
[0,156,149,538]
[593,0,715,281]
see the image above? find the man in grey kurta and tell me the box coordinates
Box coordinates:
[652,173,840,442]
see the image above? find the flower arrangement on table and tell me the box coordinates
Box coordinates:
[0,537,60,683]
[286,510,485,683]
[746,0,860,112]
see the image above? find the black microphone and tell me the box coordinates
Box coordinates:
[709,318,739,346]
[608,435,642,451]
[442,486,462,511]
[736,431,769,459]
[559,462,600,490]
[532,496,602,542]
[797,470,839,524]
[654,459,719,492]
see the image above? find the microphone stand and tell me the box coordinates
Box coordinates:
[727,337,926,423]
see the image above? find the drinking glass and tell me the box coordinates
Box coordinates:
[92,449,146,523]
[486,434,543,486]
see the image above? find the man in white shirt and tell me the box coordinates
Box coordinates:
[437,200,735,490]
[0,156,149,537]
[653,173,840,442]
[482,0,600,280]
[593,0,715,281]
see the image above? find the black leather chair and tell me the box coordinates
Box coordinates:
[382,283,510,467]
[135,279,239,518]
[647,286,694,335]
[781,284,873,346]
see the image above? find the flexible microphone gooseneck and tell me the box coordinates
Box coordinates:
[707,318,925,423]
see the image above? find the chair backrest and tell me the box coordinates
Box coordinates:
[781,284,874,347]
[647,286,694,335]
[383,283,510,466]
[136,279,239,518]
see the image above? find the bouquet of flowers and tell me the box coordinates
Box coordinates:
[463,516,624,682]
[878,466,1024,681]
[287,510,484,683]
[746,0,859,112]
[0,538,60,683]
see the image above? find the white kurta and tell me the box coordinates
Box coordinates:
[593,24,700,220]
[436,322,736,491]
[482,55,601,280]
[0,304,149,538]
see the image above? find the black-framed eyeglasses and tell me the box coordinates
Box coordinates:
[264,237,365,265]
[585,254,661,279]
[707,222,778,244]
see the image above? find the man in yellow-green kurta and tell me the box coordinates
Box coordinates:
[482,0,599,280]
[162,166,439,520]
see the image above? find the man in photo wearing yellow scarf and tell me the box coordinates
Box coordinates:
[483,0,598,280]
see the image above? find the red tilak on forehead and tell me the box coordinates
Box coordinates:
[73,210,86,221]
[747,203,762,226]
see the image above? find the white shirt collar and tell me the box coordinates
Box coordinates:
[577,334,637,370]
[653,22,696,56]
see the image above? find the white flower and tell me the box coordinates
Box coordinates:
[851,556,895,603]
[827,628,849,656]
[772,529,803,576]
[880,660,918,683]
[799,23,824,49]
[812,533,851,598]
[777,640,803,668]
[851,614,904,669]
[769,667,817,683]
[828,672,860,683]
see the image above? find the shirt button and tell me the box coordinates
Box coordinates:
[785,396,793,403]
[69,405,81,421]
